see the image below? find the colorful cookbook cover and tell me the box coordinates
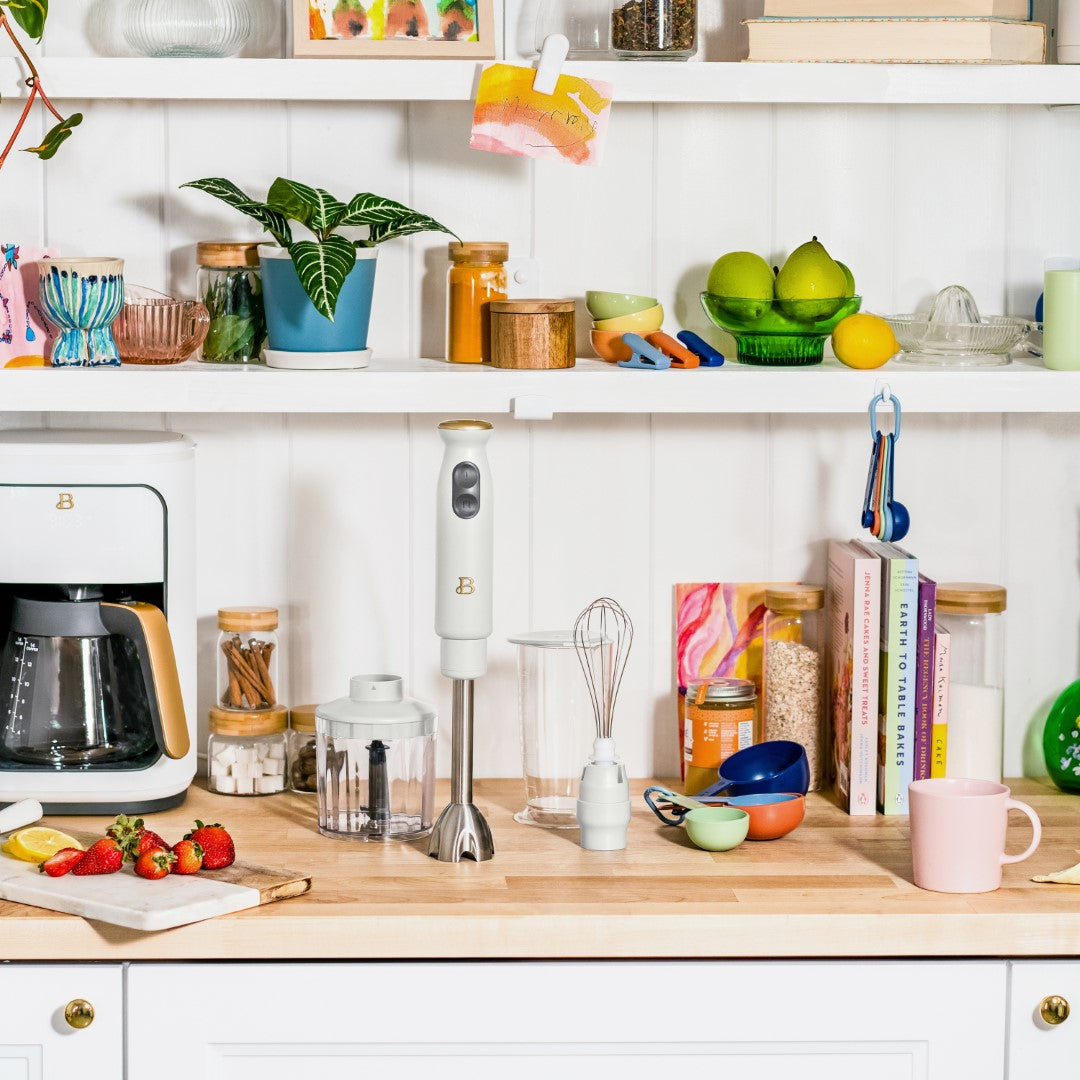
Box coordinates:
[864,542,919,815]
[675,583,776,779]
[930,624,951,777]
[913,574,937,782]
[825,540,880,815]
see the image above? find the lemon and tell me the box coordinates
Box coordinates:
[831,313,899,370]
[1,827,84,864]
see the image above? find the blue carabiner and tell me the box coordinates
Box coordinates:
[869,390,901,442]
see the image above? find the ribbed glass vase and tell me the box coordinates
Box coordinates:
[124,0,252,58]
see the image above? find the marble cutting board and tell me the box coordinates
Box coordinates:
[0,844,311,932]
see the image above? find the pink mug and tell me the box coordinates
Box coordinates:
[909,778,1041,894]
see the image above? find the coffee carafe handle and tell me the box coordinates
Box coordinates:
[100,602,190,760]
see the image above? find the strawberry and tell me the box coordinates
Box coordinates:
[183,821,234,870]
[106,814,170,862]
[71,837,124,876]
[170,839,203,875]
[38,848,86,877]
[134,847,176,880]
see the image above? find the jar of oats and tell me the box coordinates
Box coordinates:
[763,585,825,791]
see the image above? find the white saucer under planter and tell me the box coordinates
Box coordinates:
[264,348,372,371]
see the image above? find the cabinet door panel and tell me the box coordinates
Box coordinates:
[129,960,1003,1080]
[1008,960,1080,1073]
[0,965,122,1080]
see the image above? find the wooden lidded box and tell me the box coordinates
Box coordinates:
[489,299,576,369]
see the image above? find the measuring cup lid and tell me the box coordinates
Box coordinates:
[316,675,436,739]
[507,630,605,648]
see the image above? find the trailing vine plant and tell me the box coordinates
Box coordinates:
[0,1,82,171]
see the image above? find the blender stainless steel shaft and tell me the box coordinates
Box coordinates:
[428,420,494,863]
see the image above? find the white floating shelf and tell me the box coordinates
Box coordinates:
[3,56,1080,105]
[0,355,1074,415]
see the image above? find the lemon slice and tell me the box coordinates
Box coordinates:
[1,827,84,864]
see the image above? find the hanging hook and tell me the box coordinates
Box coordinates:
[868,387,901,441]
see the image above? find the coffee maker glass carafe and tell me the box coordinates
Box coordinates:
[0,585,188,769]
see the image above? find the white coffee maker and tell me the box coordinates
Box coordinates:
[0,430,196,812]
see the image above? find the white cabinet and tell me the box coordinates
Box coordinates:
[1007,961,1080,1075]
[128,961,1004,1080]
[0,965,122,1080]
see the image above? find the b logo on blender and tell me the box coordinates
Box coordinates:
[55,492,73,510]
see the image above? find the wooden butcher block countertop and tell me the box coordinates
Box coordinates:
[2,778,1080,961]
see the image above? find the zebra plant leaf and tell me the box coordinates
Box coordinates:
[268,178,346,236]
[288,235,356,322]
[2,0,48,41]
[181,177,293,247]
[339,192,415,228]
[368,212,458,246]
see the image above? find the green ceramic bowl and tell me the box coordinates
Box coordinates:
[700,292,862,367]
[586,291,658,321]
[683,806,750,852]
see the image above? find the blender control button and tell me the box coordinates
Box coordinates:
[453,493,479,519]
[453,462,479,488]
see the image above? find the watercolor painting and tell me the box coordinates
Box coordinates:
[293,0,494,57]
[0,245,57,368]
[470,64,613,167]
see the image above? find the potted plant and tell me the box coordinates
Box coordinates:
[181,176,457,357]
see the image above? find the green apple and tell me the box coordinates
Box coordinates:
[776,237,847,320]
[836,260,856,298]
[706,251,774,321]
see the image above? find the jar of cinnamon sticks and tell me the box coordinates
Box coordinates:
[217,606,279,712]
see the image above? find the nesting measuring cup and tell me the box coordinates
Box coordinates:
[691,739,810,799]
[644,785,805,841]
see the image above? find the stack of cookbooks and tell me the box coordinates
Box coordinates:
[745,0,1048,63]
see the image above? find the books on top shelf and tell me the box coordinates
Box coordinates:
[744,17,1047,63]
[763,0,1031,16]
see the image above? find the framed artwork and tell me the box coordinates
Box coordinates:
[293,0,496,57]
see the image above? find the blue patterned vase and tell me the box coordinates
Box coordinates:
[38,258,125,367]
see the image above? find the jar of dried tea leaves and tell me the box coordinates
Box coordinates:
[610,0,696,59]
[196,241,267,364]
[763,586,825,791]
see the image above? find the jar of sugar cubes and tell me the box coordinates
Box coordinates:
[207,705,289,796]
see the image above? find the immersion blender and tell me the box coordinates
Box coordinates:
[427,419,495,862]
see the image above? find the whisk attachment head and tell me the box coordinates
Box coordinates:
[573,596,634,742]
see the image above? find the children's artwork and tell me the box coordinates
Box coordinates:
[293,0,495,57]
[0,245,57,368]
[470,63,613,167]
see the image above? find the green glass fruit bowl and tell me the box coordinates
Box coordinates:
[700,292,862,366]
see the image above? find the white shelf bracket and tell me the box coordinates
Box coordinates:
[511,395,555,420]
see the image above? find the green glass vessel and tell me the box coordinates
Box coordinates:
[1043,678,1080,792]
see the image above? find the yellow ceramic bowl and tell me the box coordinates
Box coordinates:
[590,328,634,363]
[593,304,664,334]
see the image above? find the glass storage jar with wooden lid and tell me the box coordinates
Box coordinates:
[208,705,288,796]
[446,241,509,364]
[763,585,825,791]
[196,241,267,364]
[217,606,279,712]
[682,676,758,796]
[288,704,318,794]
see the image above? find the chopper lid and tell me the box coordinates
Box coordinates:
[316,675,436,740]
[218,606,278,632]
[209,704,288,736]
[289,704,318,734]
[507,630,606,648]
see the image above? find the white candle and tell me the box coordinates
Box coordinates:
[945,682,1004,784]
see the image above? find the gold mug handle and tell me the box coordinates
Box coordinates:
[180,300,210,359]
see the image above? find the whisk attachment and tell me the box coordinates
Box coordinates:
[573,597,633,851]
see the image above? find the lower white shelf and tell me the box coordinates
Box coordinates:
[0,355,1075,415]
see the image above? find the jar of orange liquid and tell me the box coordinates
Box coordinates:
[446,242,509,364]
[683,677,759,796]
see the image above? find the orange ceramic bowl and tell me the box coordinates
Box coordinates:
[719,793,806,841]
[590,328,633,364]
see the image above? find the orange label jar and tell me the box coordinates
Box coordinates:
[683,677,758,795]
[446,241,509,364]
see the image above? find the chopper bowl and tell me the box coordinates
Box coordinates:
[886,313,1030,367]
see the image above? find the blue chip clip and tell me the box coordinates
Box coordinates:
[676,330,725,366]
[618,333,670,370]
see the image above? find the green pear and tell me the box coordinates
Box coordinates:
[706,251,774,321]
[776,237,847,319]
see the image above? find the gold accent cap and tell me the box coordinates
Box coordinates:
[765,585,824,612]
[448,241,509,265]
[210,704,288,736]
[438,419,493,430]
[196,242,261,268]
[937,583,1007,614]
[289,704,318,734]
[218,606,278,632]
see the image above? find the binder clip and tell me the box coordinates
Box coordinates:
[618,332,670,369]
[676,330,725,367]
[533,34,569,95]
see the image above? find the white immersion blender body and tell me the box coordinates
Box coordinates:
[428,419,495,863]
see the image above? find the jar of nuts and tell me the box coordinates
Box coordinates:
[763,585,825,791]
[207,705,288,796]
[217,606,279,712]
[288,704,318,794]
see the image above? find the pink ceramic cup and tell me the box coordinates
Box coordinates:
[909,778,1041,893]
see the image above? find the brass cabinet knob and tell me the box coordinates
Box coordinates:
[63,999,94,1030]
[1040,995,1071,1026]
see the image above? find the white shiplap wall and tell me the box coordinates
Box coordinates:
[3,2,1080,781]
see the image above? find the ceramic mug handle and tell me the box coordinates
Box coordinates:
[1001,798,1041,865]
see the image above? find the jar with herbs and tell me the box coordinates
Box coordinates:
[763,586,825,791]
[288,704,318,794]
[196,241,267,363]
[611,0,696,59]
[683,677,758,796]
[446,241,508,364]
[217,606,279,712]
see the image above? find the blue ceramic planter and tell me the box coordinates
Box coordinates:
[259,247,377,354]
[38,257,125,367]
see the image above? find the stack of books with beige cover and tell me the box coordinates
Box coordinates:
[745,0,1046,63]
